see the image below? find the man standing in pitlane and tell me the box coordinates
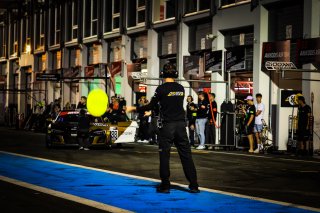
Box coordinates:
[127,63,199,194]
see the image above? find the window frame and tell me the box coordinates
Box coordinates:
[136,0,146,26]
[184,0,211,16]
[220,0,251,9]
[72,1,79,40]
[152,0,176,24]
[0,23,6,58]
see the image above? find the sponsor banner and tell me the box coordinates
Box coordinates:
[262,40,291,71]
[281,90,303,107]
[36,73,60,81]
[265,61,297,71]
[297,37,320,68]
[204,50,222,72]
[225,46,245,71]
[183,55,200,75]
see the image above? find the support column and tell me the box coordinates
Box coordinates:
[123,35,133,106]
[253,5,269,126]
[146,29,159,101]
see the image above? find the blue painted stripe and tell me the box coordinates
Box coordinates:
[0,152,316,213]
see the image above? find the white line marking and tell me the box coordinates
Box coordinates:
[137,143,320,164]
[1,150,320,213]
[0,175,133,213]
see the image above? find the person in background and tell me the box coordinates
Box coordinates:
[77,96,87,109]
[254,93,265,153]
[77,109,91,151]
[206,93,217,148]
[297,96,312,156]
[195,92,208,150]
[51,104,61,120]
[64,102,72,110]
[137,96,150,143]
[186,95,197,146]
[242,95,256,153]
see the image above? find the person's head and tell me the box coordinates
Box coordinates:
[161,62,178,80]
[198,92,205,101]
[297,96,306,106]
[256,93,262,103]
[80,109,86,116]
[209,93,216,102]
[80,96,87,104]
[245,95,254,105]
[111,96,116,103]
[187,95,193,103]
[54,104,60,113]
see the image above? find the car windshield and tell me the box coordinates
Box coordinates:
[56,112,103,123]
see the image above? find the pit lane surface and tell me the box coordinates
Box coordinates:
[0,127,319,212]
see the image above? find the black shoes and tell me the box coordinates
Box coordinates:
[189,187,200,193]
[156,184,200,193]
[156,184,170,193]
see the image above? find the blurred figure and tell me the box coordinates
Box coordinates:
[186,95,197,146]
[195,92,208,150]
[77,109,91,151]
[297,96,312,156]
[242,96,256,153]
[51,104,61,119]
[137,96,150,143]
[206,93,217,148]
[254,93,265,153]
[64,102,72,110]
[77,96,87,109]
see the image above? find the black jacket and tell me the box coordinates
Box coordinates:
[137,82,186,122]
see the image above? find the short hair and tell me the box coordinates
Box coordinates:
[81,96,87,100]
[187,95,193,101]
[198,91,205,96]
[210,93,216,98]
[80,109,86,115]
[298,96,305,103]
[256,93,262,98]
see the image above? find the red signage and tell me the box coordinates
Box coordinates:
[108,61,122,77]
[85,66,94,77]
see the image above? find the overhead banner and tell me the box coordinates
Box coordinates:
[296,37,320,68]
[204,50,222,72]
[261,40,291,71]
[281,90,302,107]
[183,55,200,75]
[36,73,60,81]
[225,46,245,71]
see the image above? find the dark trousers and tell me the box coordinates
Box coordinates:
[205,123,216,144]
[158,121,198,188]
[78,130,89,148]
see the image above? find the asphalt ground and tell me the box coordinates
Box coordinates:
[0,127,319,212]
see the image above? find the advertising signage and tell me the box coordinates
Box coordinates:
[225,46,245,71]
[261,40,291,71]
[297,37,320,68]
[36,73,60,81]
[204,50,222,72]
[281,90,302,107]
[183,55,200,75]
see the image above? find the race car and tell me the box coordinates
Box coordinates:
[46,110,137,148]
